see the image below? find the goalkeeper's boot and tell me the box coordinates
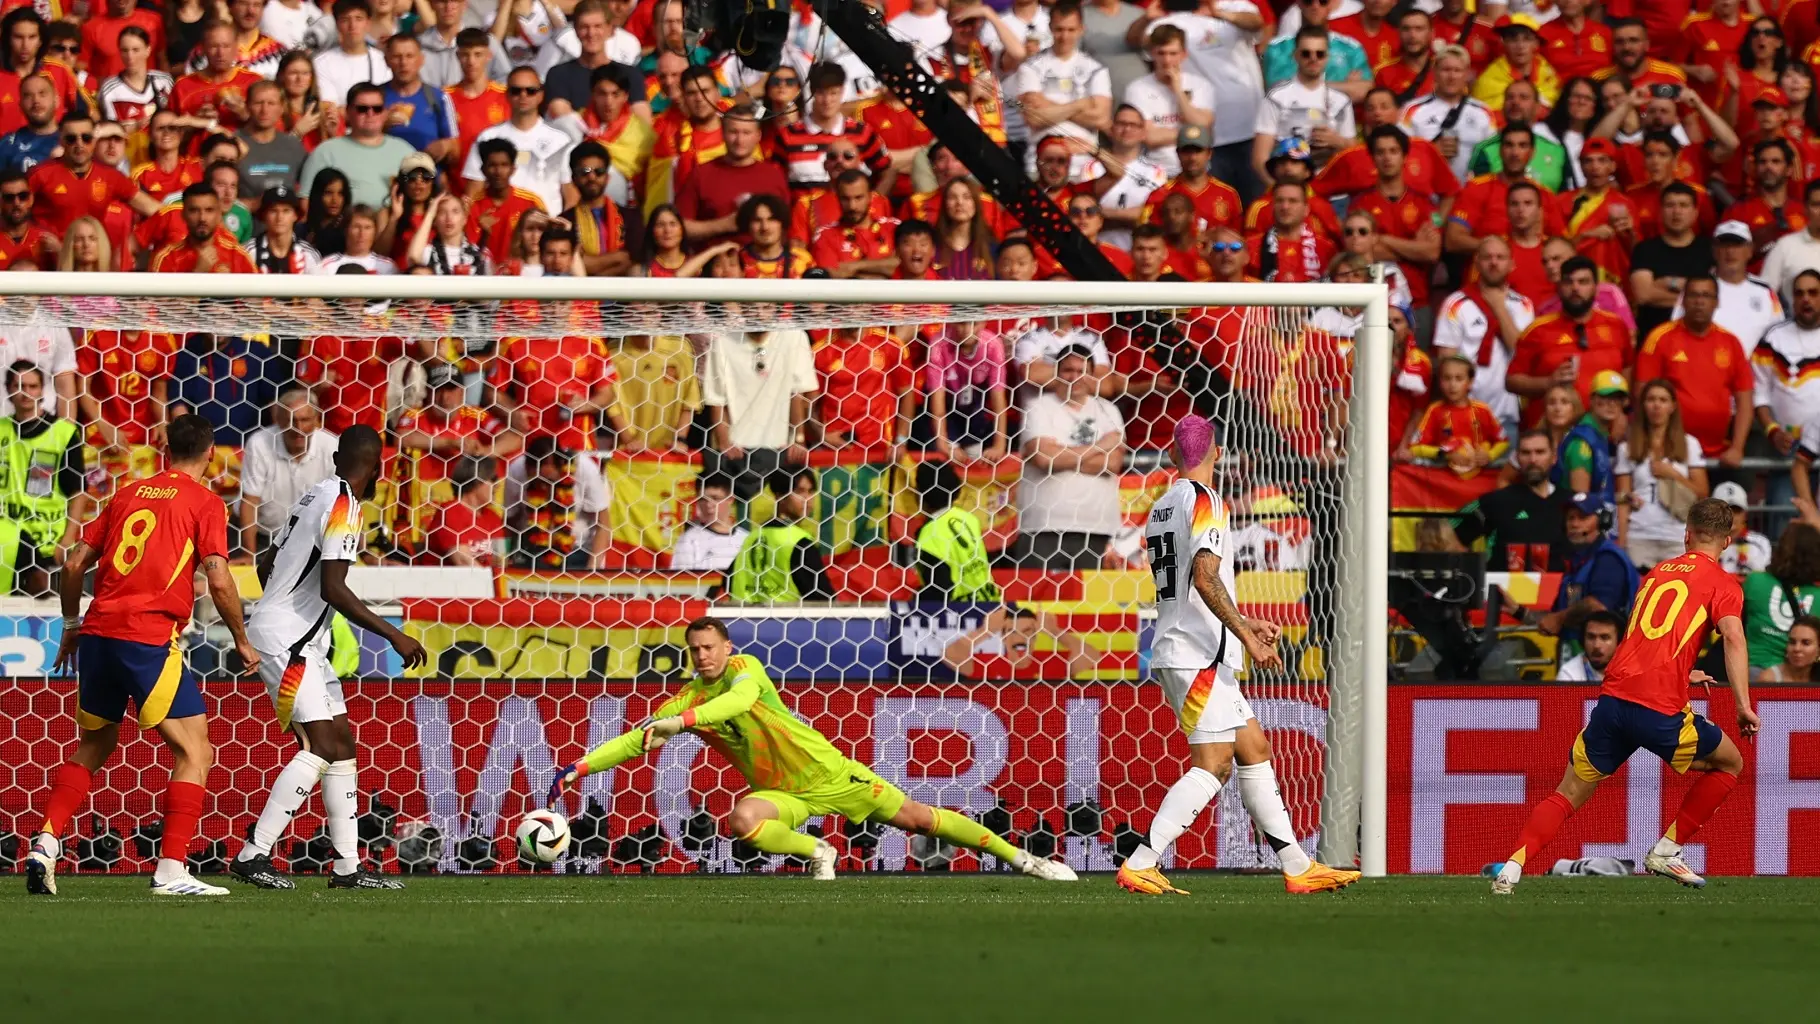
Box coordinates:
[1643,851,1706,889]
[24,835,57,896]
[328,866,405,890]
[1284,861,1362,894]
[808,840,838,881]
[1012,850,1078,881]
[230,853,296,890]
[1116,863,1189,896]
[149,872,229,897]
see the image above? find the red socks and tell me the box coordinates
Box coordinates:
[1509,792,1576,867]
[1668,771,1739,845]
[39,762,93,838]
[160,781,206,863]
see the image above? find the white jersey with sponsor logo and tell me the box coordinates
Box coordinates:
[247,475,363,658]
[1146,478,1241,671]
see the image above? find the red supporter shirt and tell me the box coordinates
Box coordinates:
[811,216,899,270]
[1508,309,1635,427]
[446,82,510,176]
[1347,186,1438,303]
[147,237,257,273]
[395,404,498,481]
[1433,15,1499,70]
[28,161,137,236]
[1508,237,1551,304]
[741,244,816,279]
[1331,14,1399,68]
[1727,194,1806,269]
[169,67,264,129]
[1623,180,1719,240]
[427,500,504,565]
[466,187,544,266]
[79,470,229,646]
[795,187,892,246]
[1538,18,1616,80]
[675,156,789,243]
[1634,320,1753,456]
[814,328,911,446]
[1452,174,1566,239]
[82,10,167,80]
[1557,186,1641,281]
[1593,58,1687,90]
[1241,190,1342,240]
[1409,399,1505,454]
[296,336,408,434]
[132,157,204,202]
[1242,229,1335,283]
[1602,550,1742,714]
[0,222,58,270]
[489,335,618,451]
[1389,340,1433,452]
[77,330,179,446]
[1678,13,1748,109]
[1140,175,1242,232]
[1313,138,1458,200]
[857,96,932,201]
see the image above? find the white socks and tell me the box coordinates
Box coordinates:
[1125,766,1222,872]
[1236,760,1312,876]
[238,750,327,862]
[1652,836,1683,859]
[322,760,361,876]
[153,857,189,883]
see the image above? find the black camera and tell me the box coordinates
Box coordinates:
[1650,83,1681,100]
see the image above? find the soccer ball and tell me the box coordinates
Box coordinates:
[515,809,570,864]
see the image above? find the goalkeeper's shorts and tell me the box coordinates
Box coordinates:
[1154,663,1255,745]
[748,759,909,829]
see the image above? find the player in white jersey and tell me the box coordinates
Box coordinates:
[1118,415,1362,897]
[230,426,426,891]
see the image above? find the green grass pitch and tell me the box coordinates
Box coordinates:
[6,874,1819,1019]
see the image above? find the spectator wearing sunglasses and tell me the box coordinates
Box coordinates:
[1255,27,1357,184]
[462,67,579,214]
[298,83,420,209]
[1204,229,1250,283]
[0,170,57,269]
[26,112,160,236]
[1264,0,1372,101]
[1508,254,1635,429]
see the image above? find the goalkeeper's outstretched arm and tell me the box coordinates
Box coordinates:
[549,674,765,804]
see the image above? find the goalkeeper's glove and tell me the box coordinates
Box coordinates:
[642,715,686,751]
[548,762,584,807]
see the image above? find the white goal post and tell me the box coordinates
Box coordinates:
[0,273,1389,878]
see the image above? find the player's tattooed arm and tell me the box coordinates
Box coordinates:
[1191,550,1283,672]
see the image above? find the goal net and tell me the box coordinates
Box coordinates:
[0,275,1387,879]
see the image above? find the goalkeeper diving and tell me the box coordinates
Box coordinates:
[549,616,1077,881]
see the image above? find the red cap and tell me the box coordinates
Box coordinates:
[1580,137,1617,160]
[1036,135,1071,156]
[1755,87,1792,107]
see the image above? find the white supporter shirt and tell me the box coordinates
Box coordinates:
[887,9,952,58]
[1671,275,1784,351]
[1122,70,1215,177]
[241,427,340,536]
[1432,289,1535,425]
[1012,325,1113,406]
[1019,391,1124,535]
[1156,6,1262,148]
[262,0,325,49]
[979,6,1052,142]
[1015,49,1112,162]
[1146,478,1242,671]
[312,47,390,110]
[1098,154,1171,250]
[1613,435,1707,543]
[247,475,364,658]
[1752,318,1820,429]
[1722,531,1772,575]
[462,120,575,214]
[1400,93,1498,183]
[701,330,818,450]
[0,326,77,417]
[669,523,750,572]
[1554,654,1604,682]
[318,252,399,275]
[1761,229,1820,303]
[1255,79,1354,161]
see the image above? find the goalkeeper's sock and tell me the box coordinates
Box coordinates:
[239,750,327,861]
[1124,766,1221,873]
[155,780,206,882]
[322,759,361,875]
[1235,761,1312,876]
[1660,769,1739,851]
[739,819,820,858]
[39,761,93,842]
[928,808,1022,863]
[1508,792,1576,872]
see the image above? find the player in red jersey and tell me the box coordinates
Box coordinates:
[1493,497,1757,895]
[25,415,260,897]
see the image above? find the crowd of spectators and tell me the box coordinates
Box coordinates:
[8,0,1820,679]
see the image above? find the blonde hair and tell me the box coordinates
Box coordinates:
[57,216,112,272]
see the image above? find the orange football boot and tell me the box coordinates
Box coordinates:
[1283,862,1362,894]
[1117,863,1191,895]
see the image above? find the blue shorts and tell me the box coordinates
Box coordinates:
[1571,695,1723,783]
[76,634,204,731]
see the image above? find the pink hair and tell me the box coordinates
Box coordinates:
[1174,415,1214,470]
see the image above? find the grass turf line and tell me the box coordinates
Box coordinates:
[4,875,1818,1019]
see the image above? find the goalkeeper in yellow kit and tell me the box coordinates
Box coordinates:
[549,616,1077,881]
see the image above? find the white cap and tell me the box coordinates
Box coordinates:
[1714,220,1753,242]
[1713,481,1749,509]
